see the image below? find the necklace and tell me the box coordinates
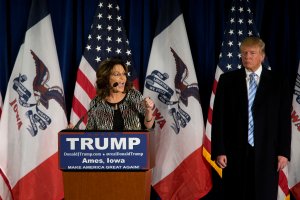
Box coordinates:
[112,103,118,110]
[107,101,118,110]
[106,94,125,110]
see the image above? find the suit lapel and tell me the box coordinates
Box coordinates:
[253,68,272,108]
[236,69,248,109]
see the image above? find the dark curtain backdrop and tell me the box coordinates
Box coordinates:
[0,0,299,199]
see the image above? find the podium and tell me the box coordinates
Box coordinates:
[59,130,152,200]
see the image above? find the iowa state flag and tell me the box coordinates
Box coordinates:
[0,0,67,199]
[289,60,300,200]
[143,0,212,199]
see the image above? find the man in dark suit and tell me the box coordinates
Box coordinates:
[211,36,291,200]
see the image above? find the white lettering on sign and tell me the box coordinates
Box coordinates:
[65,137,141,150]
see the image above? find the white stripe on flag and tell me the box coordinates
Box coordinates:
[0,174,12,200]
[74,82,92,110]
[78,57,97,86]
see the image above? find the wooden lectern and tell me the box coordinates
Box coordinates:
[63,170,151,200]
[59,130,152,200]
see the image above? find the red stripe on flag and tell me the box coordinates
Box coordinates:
[72,96,88,115]
[212,79,218,94]
[12,153,64,200]
[72,96,88,124]
[278,170,289,196]
[291,181,300,200]
[0,169,13,199]
[132,79,139,90]
[76,69,96,99]
[207,107,213,125]
[154,147,212,199]
[203,133,211,154]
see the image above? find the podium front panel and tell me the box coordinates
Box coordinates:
[58,130,150,170]
[59,130,152,200]
[63,170,151,200]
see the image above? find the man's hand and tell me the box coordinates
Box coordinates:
[216,155,227,169]
[277,156,288,171]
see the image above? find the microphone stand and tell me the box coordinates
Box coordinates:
[73,101,98,130]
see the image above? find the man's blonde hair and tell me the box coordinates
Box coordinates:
[240,36,265,54]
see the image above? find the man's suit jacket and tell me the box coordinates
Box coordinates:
[211,67,291,200]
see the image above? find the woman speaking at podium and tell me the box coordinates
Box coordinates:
[85,57,155,131]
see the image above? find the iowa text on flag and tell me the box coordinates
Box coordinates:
[0,0,67,199]
[289,60,300,200]
[143,0,212,199]
[70,0,138,129]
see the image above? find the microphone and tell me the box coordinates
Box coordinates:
[73,101,99,130]
[112,82,119,93]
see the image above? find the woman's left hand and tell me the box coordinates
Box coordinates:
[144,97,154,111]
[143,97,155,126]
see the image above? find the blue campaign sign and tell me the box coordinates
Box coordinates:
[58,130,149,171]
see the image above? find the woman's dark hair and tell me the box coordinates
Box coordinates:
[95,57,133,99]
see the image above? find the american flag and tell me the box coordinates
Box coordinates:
[70,0,138,128]
[202,0,288,199]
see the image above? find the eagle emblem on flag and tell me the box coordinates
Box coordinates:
[145,48,199,134]
[31,50,66,114]
[171,47,200,106]
[294,73,300,104]
[10,50,66,136]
